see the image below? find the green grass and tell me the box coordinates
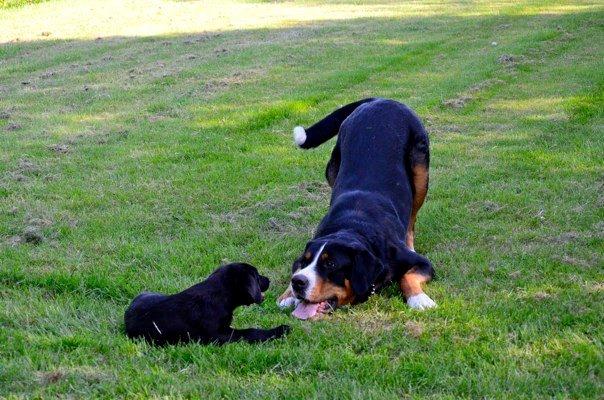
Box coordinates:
[1,0,603,398]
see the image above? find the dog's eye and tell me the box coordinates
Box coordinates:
[324,260,337,269]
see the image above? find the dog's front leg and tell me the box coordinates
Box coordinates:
[392,243,437,310]
[276,285,299,309]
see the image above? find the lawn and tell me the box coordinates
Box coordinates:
[1,0,603,398]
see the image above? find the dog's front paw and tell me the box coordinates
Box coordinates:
[271,324,291,338]
[278,296,300,310]
[407,293,437,310]
[277,286,299,309]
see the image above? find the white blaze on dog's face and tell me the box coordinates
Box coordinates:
[289,239,359,320]
[290,240,356,303]
[291,243,326,300]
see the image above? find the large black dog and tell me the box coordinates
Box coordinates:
[125,263,290,345]
[278,98,436,320]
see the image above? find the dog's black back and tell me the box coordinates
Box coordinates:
[331,100,423,225]
[124,263,289,345]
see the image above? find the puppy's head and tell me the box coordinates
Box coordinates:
[222,263,270,306]
[289,236,383,319]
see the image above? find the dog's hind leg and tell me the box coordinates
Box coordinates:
[325,141,341,188]
[405,120,430,252]
[406,163,428,251]
[401,163,434,310]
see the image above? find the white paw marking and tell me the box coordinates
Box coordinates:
[407,293,437,310]
[293,126,306,146]
[278,296,300,309]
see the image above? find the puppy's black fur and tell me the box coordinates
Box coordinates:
[286,98,434,310]
[125,263,289,345]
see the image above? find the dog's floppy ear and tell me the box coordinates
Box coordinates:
[245,274,263,305]
[349,243,384,304]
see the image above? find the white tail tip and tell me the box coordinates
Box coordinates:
[293,126,306,146]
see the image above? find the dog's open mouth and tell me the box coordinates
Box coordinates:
[292,298,337,320]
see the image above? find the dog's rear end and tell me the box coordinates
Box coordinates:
[124,292,167,342]
[294,98,429,253]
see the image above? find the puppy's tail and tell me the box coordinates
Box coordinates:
[293,98,376,149]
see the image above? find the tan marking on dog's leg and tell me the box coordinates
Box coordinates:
[406,224,415,252]
[399,270,429,298]
[406,164,429,251]
[400,268,436,310]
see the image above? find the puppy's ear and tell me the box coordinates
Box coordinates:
[350,246,384,304]
[258,275,270,293]
[246,275,264,305]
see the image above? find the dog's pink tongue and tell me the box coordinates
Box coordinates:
[292,302,320,320]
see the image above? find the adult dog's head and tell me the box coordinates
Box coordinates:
[289,234,384,319]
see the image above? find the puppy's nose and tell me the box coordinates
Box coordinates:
[291,275,308,294]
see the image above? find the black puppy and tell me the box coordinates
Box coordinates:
[125,263,289,345]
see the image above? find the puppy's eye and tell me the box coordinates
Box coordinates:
[324,260,337,269]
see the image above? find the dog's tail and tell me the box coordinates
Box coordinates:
[293,98,376,149]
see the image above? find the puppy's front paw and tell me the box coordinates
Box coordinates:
[407,293,437,310]
[271,324,291,338]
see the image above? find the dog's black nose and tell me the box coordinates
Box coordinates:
[291,275,308,294]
